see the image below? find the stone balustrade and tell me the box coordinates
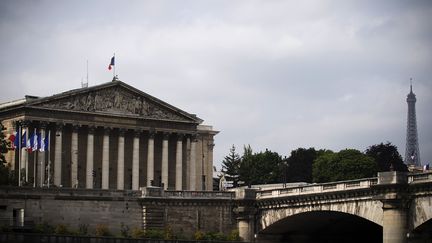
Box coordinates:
[256,172,432,199]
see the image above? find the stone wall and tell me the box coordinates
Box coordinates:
[0,187,237,237]
[0,188,142,234]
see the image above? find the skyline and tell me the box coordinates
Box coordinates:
[0,1,431,168]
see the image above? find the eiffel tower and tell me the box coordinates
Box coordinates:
[404,80,421,166]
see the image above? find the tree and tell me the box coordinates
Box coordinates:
[0,121,11,185]
[312,149,378,183]
[285,148,319,183]
[239,146,283,186]
[221,145,241,187]
[365,142,407,172]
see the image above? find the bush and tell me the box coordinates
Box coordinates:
[77,224,89,236]
[194,230,205,240]
[145,229,165,239]
[54,224,69,235]
[120,223,130,238]
[34,222,54,234]
[227,229,241,241]
[131,228,145,239]
[95,224,110,236]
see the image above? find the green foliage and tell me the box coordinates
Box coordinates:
[0,122,10,185]
[239,146,283,186]
[227,229,241,241]
[77,224,89,236]
[94,224,110,236]
[0,122,9,165]
[120,222,130,238]
[54,224,69,235]
[221,145,241,187]
[131,227,145,238]
[194,230,205,240]
[286,148,323,183]
[313,149,378,183]
[145,228,165,239]
[34,222,55,234]
[365,142,407,172]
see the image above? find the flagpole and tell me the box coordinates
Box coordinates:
[113,53,116,79]
[33,128,36,188]
[25,129,28,183]
[40,129,44,187]
[18,124,21,187]
[47,130,51,188]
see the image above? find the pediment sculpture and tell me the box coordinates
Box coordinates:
[37,87,189,121]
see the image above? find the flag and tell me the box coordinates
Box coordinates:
[21,131,26,148]
[40,132,49,152]
[32,132,39,152]
[108,56,115,70]
[38,133,43,152]
[9,133,16,149]
[27,132,33,153]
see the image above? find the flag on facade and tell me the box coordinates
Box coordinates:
[108,56,115,70]
[32,132,39,152]
[21,131,27,148]
[27,132,33,153]
[40,132,49,152]
[9,133,16,149]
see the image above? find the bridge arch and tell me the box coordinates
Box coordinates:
[410,196,432,231]
[258,210,382,242]
[259,199,383,232]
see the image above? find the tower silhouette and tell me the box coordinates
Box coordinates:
[404,81,421,166]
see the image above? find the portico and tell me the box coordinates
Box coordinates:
[0,80,217,191]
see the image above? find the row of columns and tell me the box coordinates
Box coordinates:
[17,121,200,191]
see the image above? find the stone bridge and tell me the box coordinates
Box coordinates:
[234,171,432,243]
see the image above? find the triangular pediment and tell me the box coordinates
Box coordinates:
[27,81,201,123]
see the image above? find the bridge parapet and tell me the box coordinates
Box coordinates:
[256,177,378,199]
[408,171,432,184]
[140,187,235,199]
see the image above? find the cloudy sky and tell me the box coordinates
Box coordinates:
[1,0,431,168]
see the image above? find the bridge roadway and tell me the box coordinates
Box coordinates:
[233,171,432,243]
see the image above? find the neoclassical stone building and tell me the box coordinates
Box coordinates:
[0,80,217,191]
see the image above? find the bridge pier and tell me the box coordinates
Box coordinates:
[378,171,409,243]
[233,188,258,242]
[382,199,408,243]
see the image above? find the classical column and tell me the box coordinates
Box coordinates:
[207,141,215,191]
[132,130,140,190]
[161,133,169,189]
[86,126,95,189]
[38,123,47,187]
[53,124,63,186]
[101,128,110,189]
[146,131,155,186]
[117,129,125,190]
[175,134,183,190]
[189,135,197,191]
[71,125,79,188]
[21,123,29,183]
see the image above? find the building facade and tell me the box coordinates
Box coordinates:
[0,80,217,191]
